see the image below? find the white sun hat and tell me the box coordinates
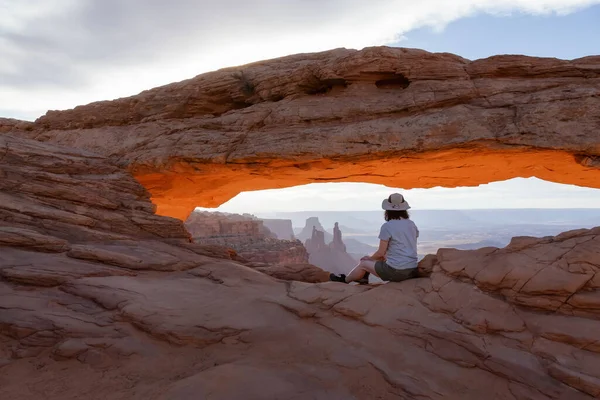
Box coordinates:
[381,193,410,211]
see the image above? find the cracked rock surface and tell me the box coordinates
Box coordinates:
[1,133,600,399]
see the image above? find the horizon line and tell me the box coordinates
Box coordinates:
[194,207,600,213]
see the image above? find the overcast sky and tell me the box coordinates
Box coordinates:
[2,0,600,120]
[2,1,599,210]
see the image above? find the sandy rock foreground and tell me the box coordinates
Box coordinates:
[1,134,600,399]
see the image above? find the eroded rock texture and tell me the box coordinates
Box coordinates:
[6,47,600,219]
[185,211,309,265]
[185,211,274,239]
[1,133,600,399]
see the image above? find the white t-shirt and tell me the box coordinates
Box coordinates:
[378,219,419,269]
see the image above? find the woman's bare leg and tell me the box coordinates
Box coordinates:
[345,259,379,282]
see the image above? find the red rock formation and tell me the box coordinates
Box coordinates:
[1,134,600,398]
[185,211,274,241]
[245,262,330,283]
[5,48,599,220]
[185,211,308,265]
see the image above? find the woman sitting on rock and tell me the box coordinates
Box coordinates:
[330,193,419,284]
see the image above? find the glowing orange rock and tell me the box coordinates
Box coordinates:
[6,47,599,220]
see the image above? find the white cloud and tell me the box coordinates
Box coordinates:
[1,0,599,120]
[197,178,600,212]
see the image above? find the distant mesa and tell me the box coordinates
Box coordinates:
[296,217,333,242]
[185,211,308,266]
[186,211,274,239]
[261,218,295,240]
[303,218,357,275]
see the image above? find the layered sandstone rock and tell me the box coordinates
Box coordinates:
[0,134,237,362]
[0,134,193,246]
[1,134,600,399]
[245,262,330,283]
[185,211,275,240]
[5,47,600,219]
[185,211,309,266]
[305,223,358,275]
[0,117,32,133]
[428,230,600,316]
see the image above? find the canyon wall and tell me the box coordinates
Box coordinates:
[185,211,308,265]
[185,211,275,241]
[3,47,599,220]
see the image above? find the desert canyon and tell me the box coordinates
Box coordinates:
[1,47,600,399]
[184,211,309,266]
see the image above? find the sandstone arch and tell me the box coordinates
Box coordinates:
[3,48,600,400]
[9,47,600,220]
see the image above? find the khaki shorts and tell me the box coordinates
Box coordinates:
[375,260,418,282]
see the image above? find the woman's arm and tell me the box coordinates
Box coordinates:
[362,240,389,261]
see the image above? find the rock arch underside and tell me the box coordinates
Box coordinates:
[5,46,600,219]
[1,47,600,399]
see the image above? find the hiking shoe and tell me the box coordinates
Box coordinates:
[329,273,347,283]
[357,272,370,285]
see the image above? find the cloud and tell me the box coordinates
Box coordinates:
[1,0,600,120]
